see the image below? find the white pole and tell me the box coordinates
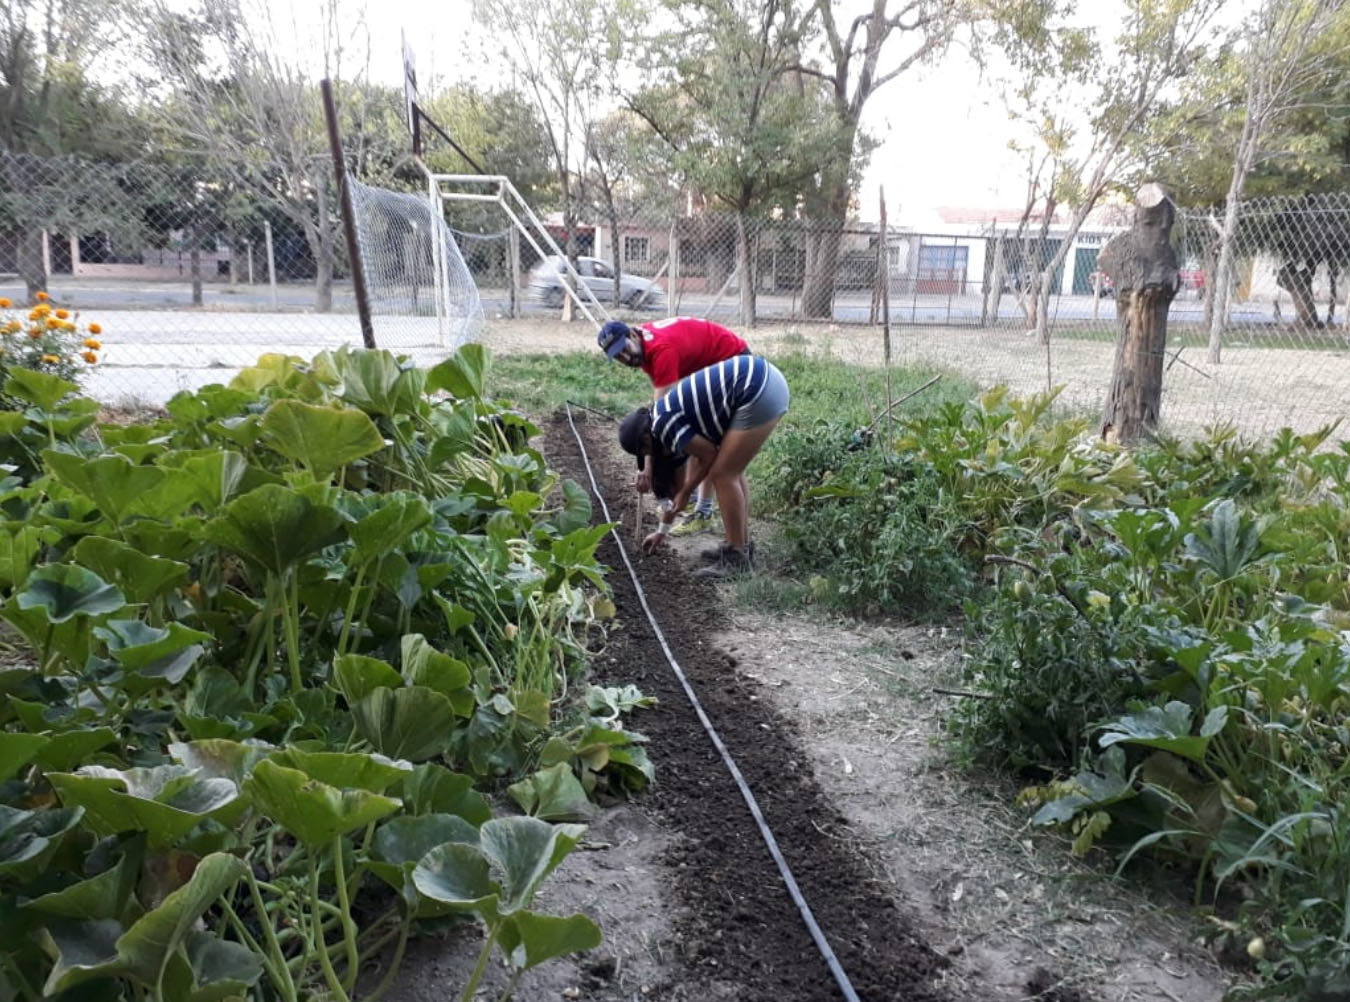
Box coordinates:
[41,230,52,282]
[264,221,277,309]
[247,241,255,285]
[428,174,446,345]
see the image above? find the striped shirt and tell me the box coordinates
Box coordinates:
[651,355,769,456]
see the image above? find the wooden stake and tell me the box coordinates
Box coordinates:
[879,187,894,447]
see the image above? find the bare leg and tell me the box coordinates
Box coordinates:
[706,420,780,548]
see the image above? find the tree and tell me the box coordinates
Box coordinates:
[472,0,623,318]
[632,0,842,324]
[1204,0,1350,358]
[142,0,397,312]
[1019,0,1228,345]
[0,0,146,296]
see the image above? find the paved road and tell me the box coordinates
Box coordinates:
[3,276,1272,328]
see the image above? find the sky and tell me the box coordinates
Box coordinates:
[142,0,1259,225]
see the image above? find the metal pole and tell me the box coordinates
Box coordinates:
[320,77,376,349]
[264,221,277,309]
[428,176,446,344]
[246,241,254,285]
[880,188,893,448]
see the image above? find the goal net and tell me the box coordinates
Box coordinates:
[348,178,485,348]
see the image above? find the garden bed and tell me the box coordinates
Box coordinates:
[386,412,1228,1002]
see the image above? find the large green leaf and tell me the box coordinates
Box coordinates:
[116,853,247,987]
[24,834,144,920]
[425,344,488,399]
[16,564,126,623]
[242,759,400,849]
[173,450,251,510]
[508,763,597,822]
[0,731,48,781]
[33,727,118,772]
[42,451,166,524]
[498,911,602,972]
[72,537,190,606]
[350,686,458,762]
[402,764,492,824]
[6,367,77,410]
[332,653,403,704]
[0,522,43,590]
[173,929,264,1002]
[480,817,586,914]
[40,918,125,995]
[47,765,238,848]
[204,484,346,576]
[350,493,433,561]
[411,841,496,912]
[330,349,425,416]
[1097,701,1229,764]
[400,634,472,713]
[94,619,211,689]
[259,399,385,479]
[1183,499,1267,581]
[367,813,480,896]
[168,739,275,788]
[270,749,414,793]
[0,805,84,878]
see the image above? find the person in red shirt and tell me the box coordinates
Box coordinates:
[599,317,751,536]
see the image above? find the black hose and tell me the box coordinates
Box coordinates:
[563,403,863,1002]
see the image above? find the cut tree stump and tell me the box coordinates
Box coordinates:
[1099,182,1179,445]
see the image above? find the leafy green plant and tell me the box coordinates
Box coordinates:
[0,345,616,1001]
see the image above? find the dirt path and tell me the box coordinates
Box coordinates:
[386,411,1231,1002]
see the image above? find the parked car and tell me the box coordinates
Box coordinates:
[1089,270,1114,298]
[527,255,666,309]
[1090,268,1206,299]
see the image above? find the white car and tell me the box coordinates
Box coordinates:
[527,255,666,310]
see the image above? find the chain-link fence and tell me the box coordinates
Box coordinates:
[4,149,1348,441]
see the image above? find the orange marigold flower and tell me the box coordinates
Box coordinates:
[34,291,49,302]
[81,351,98,364]
[83,337,102,349]
[28,329,43,339]
[41,354,60,364]
[61,320,75,331]
[46,317,61,329]
[4,321,19,334]
[54,308,69,319]
[0,298,11,308]
[87,322,102,335]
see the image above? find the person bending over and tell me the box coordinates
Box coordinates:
[617,354,789,578]
[599,317,750,536]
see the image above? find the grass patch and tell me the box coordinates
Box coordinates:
[486,345,979,433]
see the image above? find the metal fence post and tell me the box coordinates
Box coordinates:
[264,221,277,310]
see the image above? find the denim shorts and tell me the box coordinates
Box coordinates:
[730,361,790,431]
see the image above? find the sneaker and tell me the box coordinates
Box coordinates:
[693,545,754,579]
[670,509,720,537]
[700,540,754,562]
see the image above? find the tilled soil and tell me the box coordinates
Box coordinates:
[543,413,949,1002]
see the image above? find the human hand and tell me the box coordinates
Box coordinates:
[641,530,667,555]
[635,470,651,493]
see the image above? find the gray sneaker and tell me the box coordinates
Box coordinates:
[693,545,754,579]
[699,540,754,562]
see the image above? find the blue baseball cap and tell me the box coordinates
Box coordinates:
[597,321,631,359]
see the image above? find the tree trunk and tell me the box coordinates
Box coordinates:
[1200,240,1218,332]
[189,222,203,307]
[17,228,47,300]
[1277,263,1321,328]
[983,236,1006,327]
[1099,184,1179,445]
[735,212,756,327]
[313,177,334,313]
[800,169,852,319]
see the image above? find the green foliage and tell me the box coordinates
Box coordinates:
[756,423,972,618]
[0,345,612,1000]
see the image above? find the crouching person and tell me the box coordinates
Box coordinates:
[618,354,789,578]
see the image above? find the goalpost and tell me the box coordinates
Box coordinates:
[396,35,613,333]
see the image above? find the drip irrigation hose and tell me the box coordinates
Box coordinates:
[563,403,863,1002]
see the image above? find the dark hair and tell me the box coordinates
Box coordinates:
[618,406,681,500]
